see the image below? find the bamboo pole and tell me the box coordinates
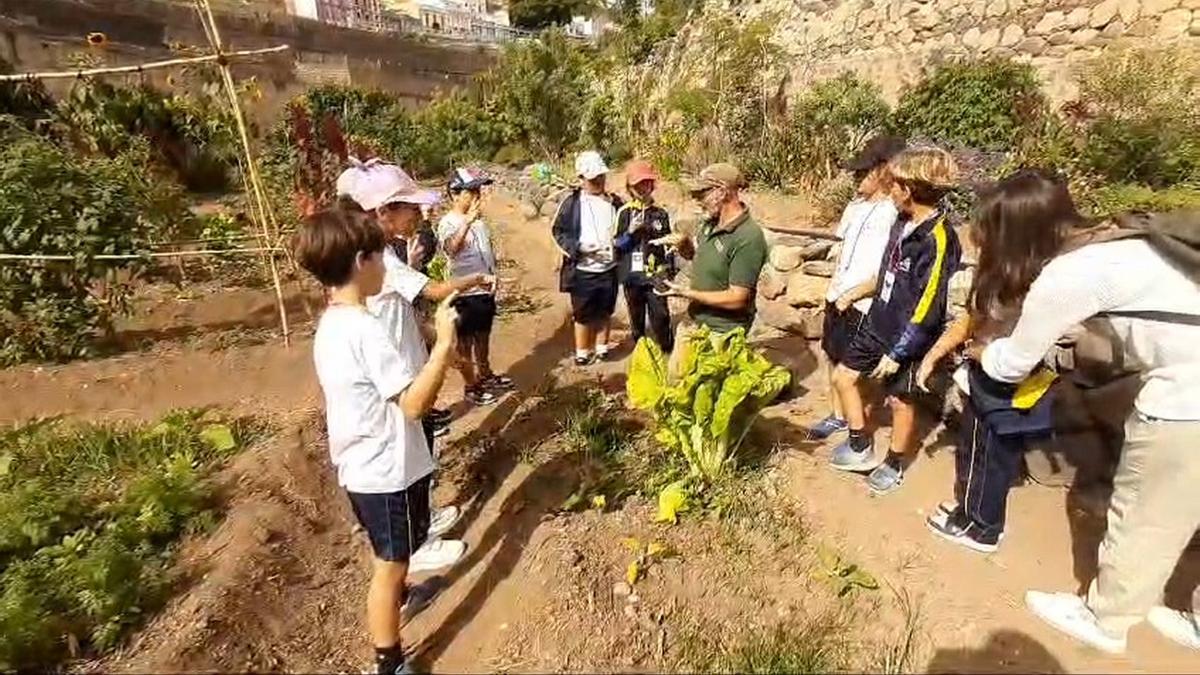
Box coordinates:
[0,46,290,82]
[0,248,284,262]
[193,0,292,347]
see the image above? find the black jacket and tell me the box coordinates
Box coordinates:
[613,200,674,286]
[865,209,962,363]
[551,188,623,291]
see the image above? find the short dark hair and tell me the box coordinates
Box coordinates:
[293,207,385,287]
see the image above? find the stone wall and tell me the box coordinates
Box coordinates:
[0,0,497,118]
[749,0,1200,102]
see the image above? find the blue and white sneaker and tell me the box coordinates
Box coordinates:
[866,460,905,495]
[829,439,879,472]
[808,415,849,440]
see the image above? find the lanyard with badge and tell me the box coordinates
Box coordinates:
[630,204,647,273]
[878,227,904,304]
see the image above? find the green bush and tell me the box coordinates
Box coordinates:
[0,126,192,365]
[480,29,594,156]
[409,93,509,176]
[54,78,243,193]
[1074,48,1200,187]
[1079,182,1200,219]
[744,73,890,189]
[0,410,260,670]
[893,58,1044,150]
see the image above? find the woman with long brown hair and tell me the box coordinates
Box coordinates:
[915,169,1078,553]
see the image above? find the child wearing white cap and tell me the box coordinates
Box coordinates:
[552,150,624,365]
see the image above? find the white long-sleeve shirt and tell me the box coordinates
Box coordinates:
[982,238,1200,421]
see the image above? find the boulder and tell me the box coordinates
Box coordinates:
[1117,0,1140,23]
[947,267,974,313]
[769,245,805,272]
[1016,35,1048,54]
[801,241,834,261]
[1071,27,1100,45]
[1144,0,1180,13]
[759,268,788,300]
[1158,8,1193,36]
[800,260,836,278]
[1032,10,1066,34]
[1090,0,1120,27]
[784,272,828,308]
[758,300,809,335]
[1000,23,1024,46]
[1066,6,1091,28]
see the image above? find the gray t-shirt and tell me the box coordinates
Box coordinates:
[438,212,496,296]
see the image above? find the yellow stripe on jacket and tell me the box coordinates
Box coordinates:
[910,218,948,325]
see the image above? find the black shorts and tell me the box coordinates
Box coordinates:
[346,476,432,563]
[454,293,496,337]
[570,269,618,326]
[821,301,866,364]
[842,328,924,401]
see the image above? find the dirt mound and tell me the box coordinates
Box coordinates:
[91,409,369,673]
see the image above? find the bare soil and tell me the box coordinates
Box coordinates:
[4,184,1197,673]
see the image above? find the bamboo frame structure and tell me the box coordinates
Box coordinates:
[0,10,299,346]
[0,46,291,82]
[0,248,283,262]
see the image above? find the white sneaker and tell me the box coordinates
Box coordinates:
[1148,606,1200,650]
[409,538,466,573]
[429,505,462,538]
[1026,590,1127,655]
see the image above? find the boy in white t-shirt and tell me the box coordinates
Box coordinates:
[297,208,463,675]
[809,135,905,440]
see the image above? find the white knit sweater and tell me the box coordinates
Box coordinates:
[982,239,1200,421]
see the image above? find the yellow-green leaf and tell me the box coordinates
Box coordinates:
[655,481,689,524]
[0,453,12,478]
[621,537,642,553]
[591,494,607,510]
[626,560,641,585]
[627,338,667,410]
[646,541,668,559]
[199,424,236,452]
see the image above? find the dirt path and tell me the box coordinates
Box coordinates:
[6,186,1197,673]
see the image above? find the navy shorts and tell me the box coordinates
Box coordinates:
[454,293,497,337]
[346,476,432,563]
[570,268,618,326]
[842,328,924,401]
[821,301,866,365]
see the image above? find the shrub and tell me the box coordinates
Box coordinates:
[0,126,192,365]
[744,73,890,190]
[1074,47,1200,187]
[479,29,594,156]
[0,410,260,670]
[1078,182,1200,219]
[54,78,243,193]
[409,92,508,176]
[893,58,1044,150]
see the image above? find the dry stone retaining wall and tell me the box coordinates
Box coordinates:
[748,0,1200,102]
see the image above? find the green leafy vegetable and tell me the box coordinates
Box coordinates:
[627,328,790,489]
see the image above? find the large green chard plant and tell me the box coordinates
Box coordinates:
[627,327,790,485]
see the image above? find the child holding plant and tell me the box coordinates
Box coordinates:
[828,146,962,496]
[614,159,676,352]
[295,207,462,675]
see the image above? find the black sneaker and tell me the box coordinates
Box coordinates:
[926,509,1000,554]
[482,374,516,391]
[428,408,452,424]
[431,422,450,438]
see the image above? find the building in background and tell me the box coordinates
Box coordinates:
[286,0,384,29]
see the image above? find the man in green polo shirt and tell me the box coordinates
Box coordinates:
[658,162,769,335]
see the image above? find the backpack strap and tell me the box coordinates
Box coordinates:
[1100,310,1200,326]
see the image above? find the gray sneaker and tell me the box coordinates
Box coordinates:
[829,438,879,472]
[866,460,904,495]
